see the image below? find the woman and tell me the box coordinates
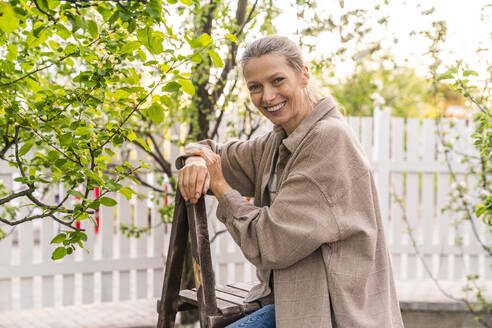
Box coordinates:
[177,36,404,328]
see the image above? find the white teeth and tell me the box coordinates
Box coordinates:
[266,102,286,112]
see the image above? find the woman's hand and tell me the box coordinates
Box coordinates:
[184,148,232,199]
[178,155,210,204]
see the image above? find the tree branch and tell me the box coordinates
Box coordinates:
[129,135,172,177]
[210,77,239,140]
[146,132,173,175]
[212,0,256,104]
[101,63,176,149]
[21,124,83,167]
[132,173,166,193]
[32,0,57,24]
[0,186,35,206]
[436,117,492,256]
[236,0,259,37]
[210,229,227,244]
[13,126,31,182]
[392,191,491,327]
[0,37,101,88]
[0,122,14,159]
[0,213,81,231]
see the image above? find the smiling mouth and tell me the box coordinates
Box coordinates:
[264,101,286,113]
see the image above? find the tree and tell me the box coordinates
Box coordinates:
[0,0,226,258]
[329,64,430,117]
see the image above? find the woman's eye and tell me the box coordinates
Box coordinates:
[248,85,260,91]
[273,77,284,84]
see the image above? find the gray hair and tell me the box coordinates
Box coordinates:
[240,35,321,105]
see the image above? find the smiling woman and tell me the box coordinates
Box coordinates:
[177,35,404,328]
[243,53,312,135]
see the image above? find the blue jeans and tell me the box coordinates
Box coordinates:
[226,304,276,328]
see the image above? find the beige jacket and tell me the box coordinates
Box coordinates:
[177,97,404,327]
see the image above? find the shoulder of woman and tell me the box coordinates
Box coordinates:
[306,116,358,151]
[295,116,370,173]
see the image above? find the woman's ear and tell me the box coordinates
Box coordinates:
[302,65,310,87]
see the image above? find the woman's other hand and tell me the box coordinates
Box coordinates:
[178,155,210,204]
[184,148,232,199]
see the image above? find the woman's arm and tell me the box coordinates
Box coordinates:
[176,133,270,202]
[196,119,375,270]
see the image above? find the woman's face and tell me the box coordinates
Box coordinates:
[243,54,311,135]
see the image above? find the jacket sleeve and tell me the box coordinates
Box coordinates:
[175,133,270,197]
[215,119,375,270]
[216,173,341,270]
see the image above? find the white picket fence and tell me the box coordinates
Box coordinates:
[0,109,490,312]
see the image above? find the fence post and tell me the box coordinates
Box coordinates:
[372,107,391,234]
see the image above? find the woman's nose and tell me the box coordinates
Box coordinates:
[262,86,276,104]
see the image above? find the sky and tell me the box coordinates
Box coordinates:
[271,0,491,78]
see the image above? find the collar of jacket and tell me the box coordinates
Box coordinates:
[272,96,337,154]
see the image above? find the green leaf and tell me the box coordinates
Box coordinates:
[137,26,162,54]
[145,103,165,124]
[104,148,115,157]
[437,73,453,81]
[208,50,224,68]
[88,20,98,38]
[50,233,66,244]
[119,10,131,22]
[6,44,18,61]
[184,35,202,49]
[150,35,163,54]
[18,141,34,156]
[160,95,171,107]
[37,0,49,11]
[77,212,89,221]
[160,63,171,73]
[463,70,478,77]
[178,79,195,95]
[0,2,19,35]
[68,190,84,198]
[163,81,181,92]
[88,200,100,210]
[135,138,151,152]
[225,33,238,43]
[126,129,137,142]
[59,133,72,146]
[47,0,57,9]
[100,196,117,207]
[55,24,71,40]
[75,126,90,136]
[199,33,213,46]
[97,155,112,163]
[54,158,67,168]
[52,247,67,260]
[119,186,136,200]
[120,41,140,54]
[179,0,192,5]
[112,134,125,147]
[475,204,487,217]
[86,170,104,185]
[137,26,152,51]
[190,53,202,64]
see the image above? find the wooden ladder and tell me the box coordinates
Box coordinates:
[156,191,261,328]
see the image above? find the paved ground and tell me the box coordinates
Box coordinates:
[0,299,163,328]
[1,281,491,328]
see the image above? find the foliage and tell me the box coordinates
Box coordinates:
[329,63,434,117]
[113,0,277,241]
[438,61,492,242]
[428,16,492,325]
[0,0,218,259]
